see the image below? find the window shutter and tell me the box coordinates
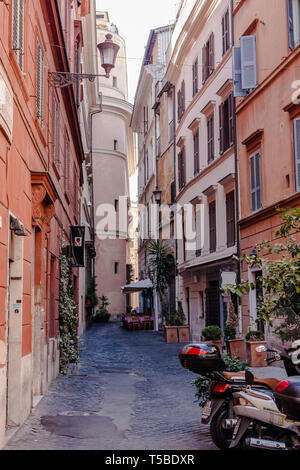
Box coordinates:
[177,90,181,122]
[287,0,295,50]
[226,191,235,247]
[225,9,230,52]
[209,201,216,253]
[182,146,186,187]
[229,93,234,146]
[219,103,224,155]
[293,118,300,191]
[36,39,44,125]
[240,35,258,90]
[53,96,58,164]
[232,46,247,97]
[222,15,225,56]
[181,80,185,115]
[209,33,214,75]
[12,0,24,70]
[194,131,199,175]
[202,44,207,83]
[250,150,262,212]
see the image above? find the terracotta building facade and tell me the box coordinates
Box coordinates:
[0,0,92,448]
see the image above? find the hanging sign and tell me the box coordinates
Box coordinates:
[70,226,85,267]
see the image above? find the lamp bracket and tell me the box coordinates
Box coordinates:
[48,71,109,88]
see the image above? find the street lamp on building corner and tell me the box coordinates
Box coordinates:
[48,34,120,88]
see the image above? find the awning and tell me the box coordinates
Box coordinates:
[121,279,153,293]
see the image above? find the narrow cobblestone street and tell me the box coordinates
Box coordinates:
[5,323,217,451]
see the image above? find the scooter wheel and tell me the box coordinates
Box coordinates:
[210,406,238,450]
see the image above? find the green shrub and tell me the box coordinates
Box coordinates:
[245,329,265,341]
[93,295,110,323]
[223,353,247,372]
[202,325,222,341]
[224,325,236,340]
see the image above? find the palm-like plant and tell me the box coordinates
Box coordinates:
[147,240,174,299]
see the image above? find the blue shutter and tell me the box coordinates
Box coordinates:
[250,150,262,212]
[232,46,247,97]
[293,118,300,191]
[287,0,295,50]
[240,35,258,90]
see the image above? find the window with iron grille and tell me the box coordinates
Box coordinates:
[192,57,198,97]
[207,113,214,164]
[36,38,44,126]
[219,93,234,154]
[178,147,186,191]
[12,0,25,70]
[202,33,214,84]
[194,130,200,175]
[209,200,216,253]
[226,191,235,247]
[53,94,59,164]
[222,9,230,56]
[250,149,262,212]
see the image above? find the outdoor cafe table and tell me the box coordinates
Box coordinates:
[122,314,154,330]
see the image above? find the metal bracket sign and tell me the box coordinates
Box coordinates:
[70,226,85,267]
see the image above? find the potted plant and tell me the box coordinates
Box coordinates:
[225,301,245,361]
[161,298,178,343]
[93,295,111,323]
[201,325,223,352]
[245,329,267,367]
[174,300,190,343]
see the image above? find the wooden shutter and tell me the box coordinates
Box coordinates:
[36,39,44,125]
[207,114,214,163]
[287,0,295,50]
[178,150,182,190]
[219,103,224,155]
[222,14,225,56]
[226,191,235,247]
[194,130,199,175]
[181,146,186,187]
[250,150,262,212]
[65,134,70,192]
[293,118,300,191]
[202,44,207,83]
[209,33,214,75]
[229,93,234,146]
[53,95,59,164]
[193,58,198,96]
[209,201,216,253]
[240,35,258,90]
[181,80,185,115]
[177,90,181,122]
[232,46,247,97]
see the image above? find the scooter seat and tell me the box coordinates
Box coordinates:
[223,371,280,390]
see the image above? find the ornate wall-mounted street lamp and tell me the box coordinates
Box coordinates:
[49,33,120,88]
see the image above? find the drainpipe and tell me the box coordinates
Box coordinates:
[89,98,102,312]
[231,0,242,327]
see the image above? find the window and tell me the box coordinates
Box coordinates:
[12,0,25,70]
[114,262,119,274]
[143,106,149,136]
[222,9,230,56]
[207,113,214,164]
[168,92,174,142]
[192,57,198,97]
[64,132,70,193]
[250,150,262,212]
[52,94,59,164]
[219,93,234,154]
[113,76,117,87]
[202,33,214,83]
[193,130,200,175]
[114,139,118,151]
[74,166,78,217]
[178,147,186,191]
[293,117,300,191]
[209,200,216,253]
[226,191,235,247]
[36,38,44,126]
[65,0,71,57]
[182,208,186,262]
[287,0,300,49]
[114,199,119,211]
[177,80,185,122]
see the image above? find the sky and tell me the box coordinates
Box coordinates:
[96,0,180,103]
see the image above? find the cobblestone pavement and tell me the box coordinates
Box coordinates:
[5,323,217,451]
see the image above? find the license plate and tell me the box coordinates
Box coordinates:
[201,400,212,423]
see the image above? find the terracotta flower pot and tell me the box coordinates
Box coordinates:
[165,326,178,343]
[178,326,190,343]
[226,338,245,361]
[205,339,223,352]
[246,340,267,367]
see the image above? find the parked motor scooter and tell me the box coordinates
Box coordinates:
[228,341,300,450]
[178,343,285,449]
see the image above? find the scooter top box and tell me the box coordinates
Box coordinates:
[274,377,300,420]
[178,343,226,374]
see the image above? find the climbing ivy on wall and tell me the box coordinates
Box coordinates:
[59,247,79,374]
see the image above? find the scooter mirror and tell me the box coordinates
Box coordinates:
[256,345,267,353]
